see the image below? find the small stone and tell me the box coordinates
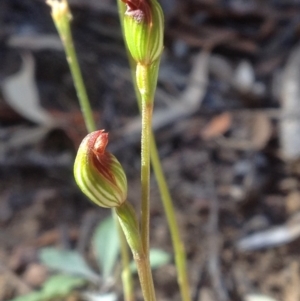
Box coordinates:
[279,178,298,192]
[23,263,48,287]
[286,191,300,214]
[198,288,215,301]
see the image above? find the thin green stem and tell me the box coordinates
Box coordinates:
[141,100,153,256]
[49,5,135,301]
[136,63,153,256]
[117,2,191,301]
[48,0,96,133]
[150,136,191,301]
[59,27,96,132]
[127,51,191,301]
[117,9,191,299]
[116,202,156,301]
[115,210,135,301]
[132,251,156,301]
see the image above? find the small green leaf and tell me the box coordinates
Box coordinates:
[8,292,43,301]
[39,247,99,282]
[42,274,86,297]
[7,274,87,301]
[130,248,171,273]
[93,216,120,280]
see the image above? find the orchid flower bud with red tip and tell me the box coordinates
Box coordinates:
[121,0,164,65]
[74,130,127,208]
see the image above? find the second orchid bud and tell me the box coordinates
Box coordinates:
[74,130,127,208]
[121,0,164,65]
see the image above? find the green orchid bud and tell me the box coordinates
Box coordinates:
[121,0,164,65]
[74,130,127,208]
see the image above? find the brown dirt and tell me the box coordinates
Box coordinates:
[1,1,300,301]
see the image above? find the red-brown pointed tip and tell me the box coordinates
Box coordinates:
[85,130,108,156]
[94,131,109,155]
[122,0,152,24]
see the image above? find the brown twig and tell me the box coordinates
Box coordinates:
[205,153,229,301]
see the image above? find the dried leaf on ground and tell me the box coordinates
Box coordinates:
[244,294,279,301]
[236,213,300,251]
[285,191,300,214]
[2,52,53,125]
[283,262,300,301]
[250,112,272,150]
[0,127,53,154]
[201,112,232,140]
[8,34,63,51]
[217,112,272,151]
[279,43,300,160]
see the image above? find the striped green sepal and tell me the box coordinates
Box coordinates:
[122,0,164,65]
[74,130,127,208]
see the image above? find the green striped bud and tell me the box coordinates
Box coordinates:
[74,130,127,208]
[121,0,164,65]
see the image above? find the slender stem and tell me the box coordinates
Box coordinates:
[150,136,191,301]
[135,63,153,256]
[122,32,191,301]
[132,251,156,301]
[126,48,191,301]
[116,202,156,301]
[115,210,135,301]
[48,6,135,301]
[127,36,191,301]
[62,23,138,301]
[48,0,96,133]
[141,99,153,256]
[60,27,96,133]
[117,2,190,300]
[117,3,156,298]
[137,64,156,300]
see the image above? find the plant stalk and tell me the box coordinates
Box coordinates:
[116,211,135,301]
[138,63,154,254]
[132,252,156,301]
[58,24,96,133]
[116,202,156,301]
[117,1,191,300]
[150,137,191,301]
[48,3,134,300]
[137,63,156,301]
[48,0,96,133]
[124,43,191,301]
